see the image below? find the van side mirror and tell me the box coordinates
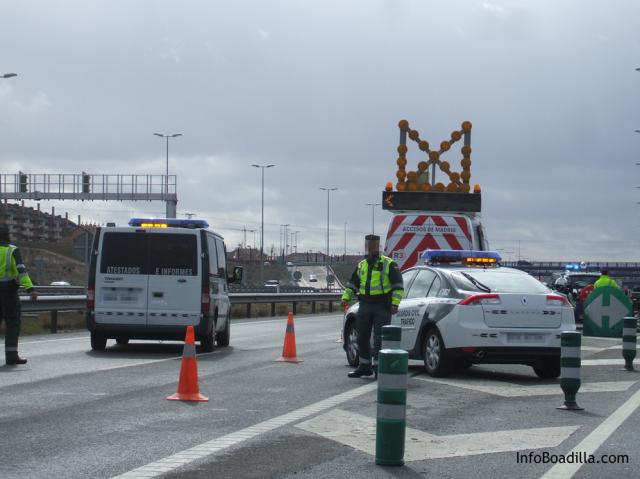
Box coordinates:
[229,266,243,284]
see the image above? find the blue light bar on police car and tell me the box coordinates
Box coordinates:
[421,249,502,264]
[128,218,209,229]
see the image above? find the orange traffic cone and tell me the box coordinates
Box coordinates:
[167,326,209,402]
[276,312,303,363]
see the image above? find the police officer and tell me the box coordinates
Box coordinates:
[0,225,37,365]
[593,269,620,290]
[341,234,403,378]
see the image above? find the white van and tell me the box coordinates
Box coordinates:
[86,218,242,352]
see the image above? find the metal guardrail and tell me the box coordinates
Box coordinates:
[19,291,344,333]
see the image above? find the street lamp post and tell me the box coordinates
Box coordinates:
[154,132,182,218]
[365,202,381,234]
[320,187,338,263]
[252,164,275,284]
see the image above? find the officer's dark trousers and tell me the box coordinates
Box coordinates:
[0,290,21,360]
[356,301,392,365]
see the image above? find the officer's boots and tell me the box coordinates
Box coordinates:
[348,364,374,378]
[6,354,27,365]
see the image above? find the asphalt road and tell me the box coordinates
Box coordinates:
[1,316,640,479]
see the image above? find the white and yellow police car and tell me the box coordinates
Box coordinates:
[342,250,575,378]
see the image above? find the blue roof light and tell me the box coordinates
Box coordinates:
[128,218,209,229]
[421,249,502,265]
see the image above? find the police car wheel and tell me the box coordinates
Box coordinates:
[90,332,107,351]
[215,317,230,347]
[423,328,451,377]
[345,320,359,367]
[532,358,561,379]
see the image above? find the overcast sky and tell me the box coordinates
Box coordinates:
[1,1,639,261]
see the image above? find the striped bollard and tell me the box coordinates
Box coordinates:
[382,325,402,350]
[557,331,583,411]
[622,317,637,371]
[376,349,408,466]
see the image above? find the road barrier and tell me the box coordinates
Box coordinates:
[19,291,344,333]
[376,348,408,466]
[558,331,583,411]
[622,316,637,371]
[382,325,402,350]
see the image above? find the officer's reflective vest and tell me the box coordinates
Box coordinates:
[593,275,620,290]
[0,245,34,290]
[341,255,403,306]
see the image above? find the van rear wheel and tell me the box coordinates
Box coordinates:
[216,317,230,347]
[200,329,215,352]
[90,332,107,351]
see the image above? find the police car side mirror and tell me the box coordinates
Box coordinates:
[229,266,243,284]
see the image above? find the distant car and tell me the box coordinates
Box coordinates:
[50,281,71,286]
[286,261,295,267]
[342,249,575,379]
[265,279,280,288]
[309,274,318,282]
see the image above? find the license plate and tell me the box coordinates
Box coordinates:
[506,333,545,344]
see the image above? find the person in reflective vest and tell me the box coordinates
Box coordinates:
[341,234,403,378]
[0,225,37,365]
[593,269,620,290]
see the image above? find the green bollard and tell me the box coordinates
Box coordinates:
[622,317,637,371]
[557,331,583,411]
[376,349,408,466]
[382,325,402,350]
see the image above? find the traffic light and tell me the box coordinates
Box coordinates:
[18,171,27,193]
[82,172,90,194]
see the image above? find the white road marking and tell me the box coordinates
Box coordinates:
[296,409,579,460]
[581,359,626,366]
[112,383,377,479]
[540,387,640,479]
[413,377,635,397]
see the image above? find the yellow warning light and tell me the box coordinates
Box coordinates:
[407,171,418,181]
[429,151,439,161]
[461,183,471,193]
[385,182,393,192]
[421,183,431,192]
[466,257,496,264]
[461,158,471,169]
[397,157,407,168]
[409,130,420,141]
[396,170,406,180]
[398,119,409,130]
[440,141,451,152]
[396,182,406,191]
[418,161,428,171]
[474,184,481,194]
[461,121,472,132]
[407,182,418,191]
[140,223,168,228]
[397,145,408,154]
[440,161,450,172]
[434,182,445,192]
[419,140,429,151]
[461,145,472,156]
[451,131,462,141]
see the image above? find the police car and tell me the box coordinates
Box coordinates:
[342,250,575,378]
[86,218,242,352]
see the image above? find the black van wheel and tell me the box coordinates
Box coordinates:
[216,317,230,347]
[533,358,561,379]
[91,332,107,351]
[200,328,215,352]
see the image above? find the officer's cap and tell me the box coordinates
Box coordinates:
[365,234,380,241]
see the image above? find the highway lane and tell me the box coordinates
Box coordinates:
[2,318,640,478]
[0,313,346,478]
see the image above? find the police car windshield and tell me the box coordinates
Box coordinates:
[451,270,548,294]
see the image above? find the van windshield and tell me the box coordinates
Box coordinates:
[100,232,197,276]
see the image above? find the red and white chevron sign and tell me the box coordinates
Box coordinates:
[384,214,473,271]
